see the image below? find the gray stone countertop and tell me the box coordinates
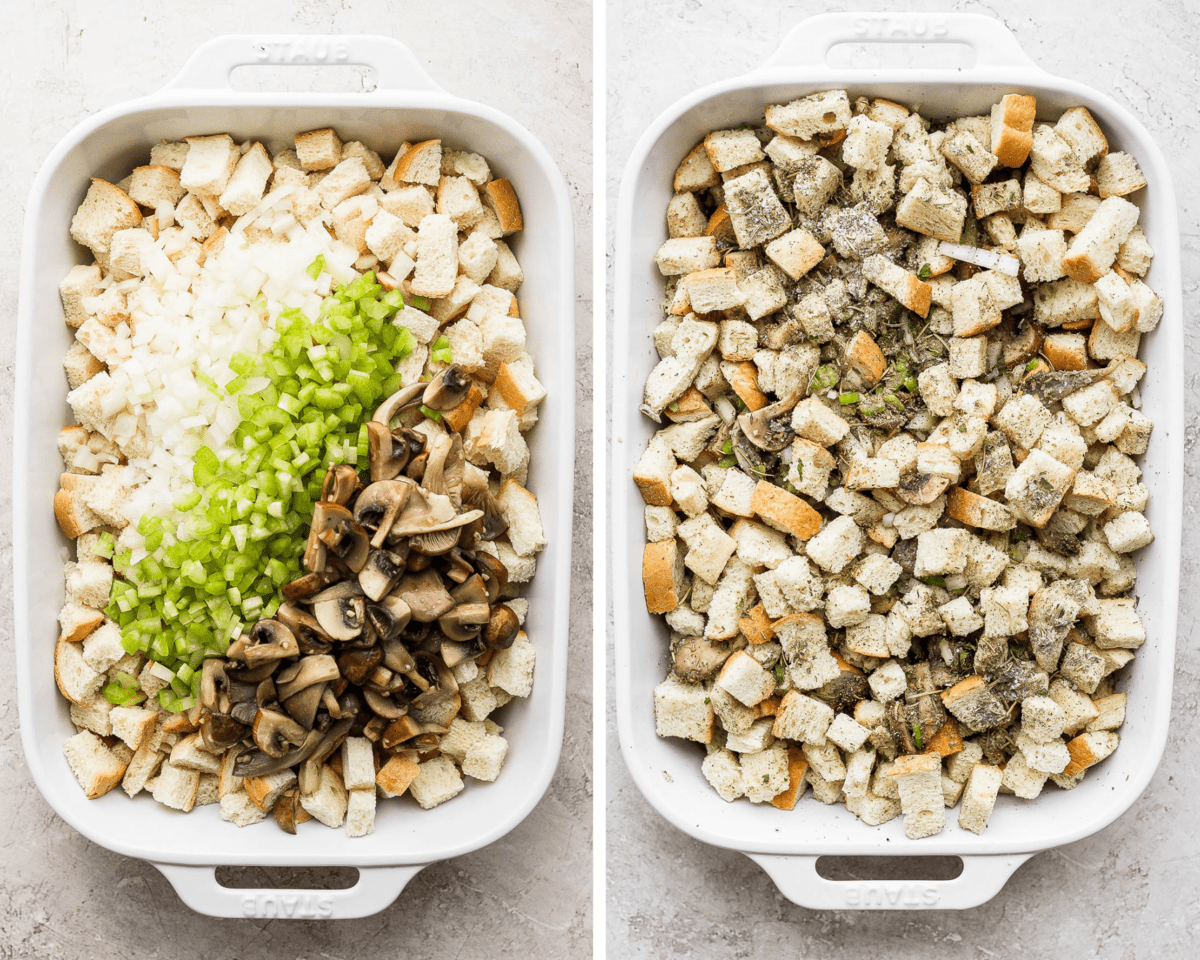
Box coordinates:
[0,1,592,957]
[606,1,1200,956]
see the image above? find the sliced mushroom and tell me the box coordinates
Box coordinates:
[312,594,366,642]
[354,479,414,547]
[237,727,325,778]
[737,386,803,452]
[274,786,304,834]
[199,712,247,752]
[410,656,459,711]
[462,464,508,541]
[359,548,407,601]
[421,364,472,412]
[438,602,490,642]
[275,655,340,701]
[450,574,489,606]
[894,472,950,506]
[282,682,327,729]
[372,382,426,426]
[320,464,361,506]
[363,687,408,720]
[242,620,300,667]
[394,569,455,623]
[730,422,777,481]
[276,603,334,655]
[483,603,521,649]
[200,659,229,714]
[473,552,508,604]
[315,507,371,573]
[440,638,483,668]
[281,570,340,602]
[252,707,309,758]
[338,647,384,685]
[368,422,427,482]
[367,595,413,642]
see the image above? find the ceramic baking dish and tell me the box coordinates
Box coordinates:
[15,34,574,920]
[613,12,1181,910]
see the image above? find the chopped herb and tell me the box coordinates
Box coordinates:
[721,440,733,455]
[839,392,860,406]
[734,396,747,411]
[919,575,947,588]
[918,263,932,280]
[912,723,924,750]
[1025,359,1040,372]
[704,697,711,704]
[718,455,738,468]
[774,664,786,684]
[762,774,770,784]
[785,480,799,494]
[668,401,680,412]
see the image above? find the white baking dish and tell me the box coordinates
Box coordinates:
[15,34,574,920]
[612,12,1181,910]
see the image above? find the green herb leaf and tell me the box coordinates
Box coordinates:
[839,392,860,406]
[721,440,733,455]
[918,263,932,280]
[774,664,786,684]
[668,402,680,412]
[918,575,947,588]
[912,723,924,750]
[718,455,738,468]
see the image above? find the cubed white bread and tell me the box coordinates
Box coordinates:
[376,754,422,798]
[723,168,791,248]
[495,478,546,557]
[715,650,776,707]
[703,128,764,172]
[59,600,104,644]
[330,194,376,252]
[654,236,721,276]
[886,753,946,839]
[958,763,1003,834]
[1096,153,1147,199]
[109,705,157,751]
[948,335,988,379]
[69,179,142,259]
[666,191,707,238]
[216,141,272,216]
[408,755,465,810]
[702,748,745,802]
[69,692,115,737]
[703,558,757,640]
[178,133,240,195]
[740,743,791,803]
[80,621,124,673]
[673,143,721,193]
[1087,693,1127,732]
[59,263,103,327]
[1061,196,1140,284]
[1001,750,1048,799]
[169,733,222,775]
[127,164,186,210]
[295,127,344,171]
[487,631,535,697]
[654,676,715,743]
[771,690,834,744]
[1030,124,1090,194]
[407,213,459,298]
[54,637,104,704]
[345,788,376,838]
[462,734,508,782]
[791,397,850,447]
[121,726,166,798]
[220,788,269,827]
[174,192,218,238]
[339,737,376,792]
[862,254,932,318]
[895,177,967,243]
[765,90,851,139]
[437,175,486,228]
[826,714,871,753]
[1055,106,1109,167]
[300,765,349,825]
[1117,225,1154,275]
[152,761,201,812]
[244,769,297,813]
[805,515,864,574]
[988,94,1036,167]
[1063,730,1119,777]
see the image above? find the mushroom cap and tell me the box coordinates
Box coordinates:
[243,620,301,667]
[394,569,455,622]
[359,548,406,602]
[252,707,309,758]
[373,382,426,426]
[421,364,472,412]
[483,603,521,649]
[313,595,366,642]
[320,464,361,506]
[737,386,803,452]
[275,654,340,701]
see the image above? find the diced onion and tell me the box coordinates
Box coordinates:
[937,241,1021,276]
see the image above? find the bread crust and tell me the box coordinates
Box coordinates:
[991,94,1036,167]
[642,540,682,614]
[770,745,810,810]
[751,480,822,540]
[721,360,768,411]
[484,178,523,234]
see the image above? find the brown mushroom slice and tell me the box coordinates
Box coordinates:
[242,620,301,667]
[363,687,408,720]
[450,574,489,606]
[276,602,335,654]
[359,548,406,602]
[281,570,340,602]
[441,638,484,669]
[273,786,303,834]
[394,569,455,623]
[316,512,371,574]
[372,382,426,426]
[200,659,230,714]
[200,712,248,752]
[473,552,509,603]
[421,364,472,412]
[252,707,309,758]
[237,728,326,778]
[312,594,366,642]
[338,646,384,685]
[228,681,260,725]
[282,682,327,730]
[410,656,459,711]
[439,602,490,642]
[379,635,420,678]
[442,548,475,584]
[366,595,413,642]
[368,421,427,482]
[737,386,804,452]
[275,654,339,701]
[462,464,509,541]
[320,464,361,506]
[354,479,415,547]
[483,603,521,649]
[895,472,950,506]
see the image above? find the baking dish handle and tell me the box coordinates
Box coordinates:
[758,12,1042,73]
[152,862,428,919]
[160,34,445,94]
[746,852,1033,910]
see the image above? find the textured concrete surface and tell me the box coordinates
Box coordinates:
[0,2,591,957]
[606,0,1200,955]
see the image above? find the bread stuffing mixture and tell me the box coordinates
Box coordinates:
[54,127,547,835]
[639,91,1159,838]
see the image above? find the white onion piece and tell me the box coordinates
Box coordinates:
[937,241,1020,276]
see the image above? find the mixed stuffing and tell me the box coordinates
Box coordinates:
[639,90,1159,838]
